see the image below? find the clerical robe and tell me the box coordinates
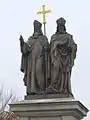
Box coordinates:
[20,34,48,95]
[47,33,77,95]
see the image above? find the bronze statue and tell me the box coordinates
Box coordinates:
[46,18,77,97]
[19,20,49,95]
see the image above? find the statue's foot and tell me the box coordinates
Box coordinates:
[45,86,58,94]
[38,91,45,95]
[27,92,36,95]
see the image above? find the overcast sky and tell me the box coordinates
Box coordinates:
[0,0,90,119]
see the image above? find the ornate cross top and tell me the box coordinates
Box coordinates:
[37,5,51,24]
[37,5,51,35]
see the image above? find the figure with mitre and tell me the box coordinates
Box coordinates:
[19,20,49,95]
[47,18,77,96]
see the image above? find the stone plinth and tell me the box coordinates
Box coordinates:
[10,98,89,120]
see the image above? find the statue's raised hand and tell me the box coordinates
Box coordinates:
[19,35,24,44]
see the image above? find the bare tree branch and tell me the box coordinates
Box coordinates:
[0,86,20,120]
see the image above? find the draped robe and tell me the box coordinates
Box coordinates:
[20,34,49,95]
[47,33,77,95]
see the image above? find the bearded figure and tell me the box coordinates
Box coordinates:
[47,18,77,97]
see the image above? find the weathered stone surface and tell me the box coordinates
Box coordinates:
[19,18,77,97]
[46,17,77,96]
[25,93,74,100]
[19,20,49,95]
[10,98,88,120]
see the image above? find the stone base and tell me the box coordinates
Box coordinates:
[10,97,89,120]
[25,93,74,100]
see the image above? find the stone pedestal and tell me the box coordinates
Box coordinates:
[10,97,89,120]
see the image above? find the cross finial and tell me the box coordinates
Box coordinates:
[37,5,51,35]
[37,5,51,24]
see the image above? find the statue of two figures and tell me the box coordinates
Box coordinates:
[19,17,77,97]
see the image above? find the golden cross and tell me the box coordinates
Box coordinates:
[37,5,51,24]
[37,5,51,35]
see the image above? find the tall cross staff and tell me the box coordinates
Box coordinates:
[37,5,51,35]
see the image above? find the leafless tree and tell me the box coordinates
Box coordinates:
[0,86,19,120]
